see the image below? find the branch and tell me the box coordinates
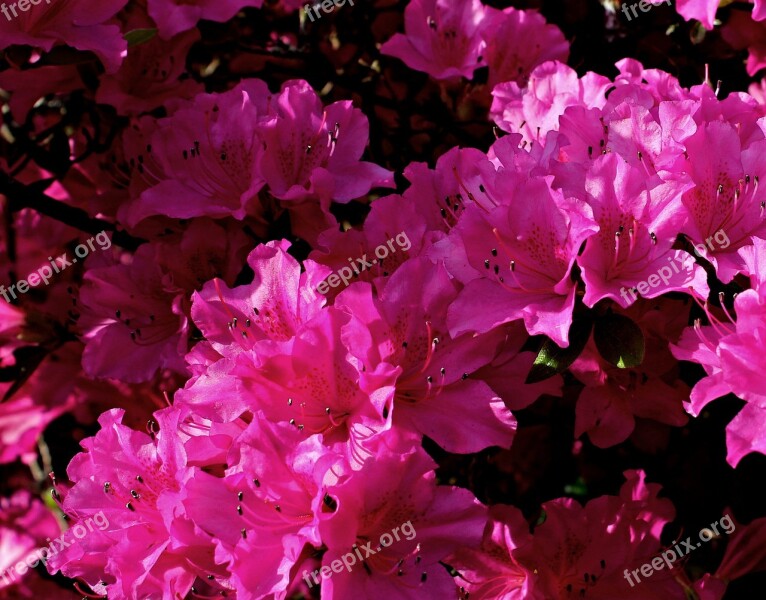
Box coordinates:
[0,172,145,251]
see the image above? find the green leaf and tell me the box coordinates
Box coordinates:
[525,317,592,384]
[593,312,645,369]
[564,476,588,498]
[124,29,158,48]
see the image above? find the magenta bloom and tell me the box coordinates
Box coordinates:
[380,0,486,80]
[338,258,517,454]
[317,444,487,599]
[77,246,189,383]
[0,0,128,72]
[0,490,64,596]
[449,505,541,599]
[435,167,598,347]
[257,80,394,202]
[47,408,221,600]
[147,0,264,38]
[482,6,569,88]
[577,153,708,308]
[491,61,611,145]
[679,121,766,282]
[120,80,271,226]
[671,238,766,465]
[183,419,327,599]
[514,470,684,598]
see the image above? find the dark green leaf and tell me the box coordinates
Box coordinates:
[124,29,158,48]
[594,312,645,369]
[525,317,592,383]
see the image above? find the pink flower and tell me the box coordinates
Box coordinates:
[400,145,502,232]
[0,342,79,464]
[433,167,598,347]
[189,240,327,355]
[229,306,395,466]
[678,121,766,282]
[178,240,330,421]
[481,6,569,88]
[147,0,264,38]
[47,407,221,600]
[0,0,129,73]
[337,258,517,454]
[309,194,425,299]
[380,0,486,80]
[513,470,684,598]
[183,418,329,599]
[96,29,203,115]
[257,80,394,202]
[671,238,766,465]
[77,245,189,383]
[317,443,487,599]
[576,153,708,308]
[491,61,611,145]
[449,505,541,599]
[0,490,64,596]
[119,80,271,226]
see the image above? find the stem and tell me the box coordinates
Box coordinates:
[0,172,145,251]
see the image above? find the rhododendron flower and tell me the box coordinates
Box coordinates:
[338,258,517,454]
[678,121,766,282]
[230,306,396,466]
[257,80,394,202]
[434,169,598,347]
[77,245,189,383]
[491,61,611,145]
[178,240,330,420]
[0,490,72,598]
[0,0,128,72]
[449,505,541,599]
[147,0,264,38]
[380,0,486,80]
[318,444,487,598]
[481,6,569,88]
[47,408,222,600]
[516,470,684,598]
[672,238,766,465]
[119,80,271,226]
[184,418,330,599]
[577,153,708,307]
[0,342,81,464]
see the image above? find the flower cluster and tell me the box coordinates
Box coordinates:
[1,0,766,598]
